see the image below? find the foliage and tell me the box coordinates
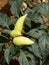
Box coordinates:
[0,0,49,65]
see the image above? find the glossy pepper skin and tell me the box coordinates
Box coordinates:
[13,36,34,46]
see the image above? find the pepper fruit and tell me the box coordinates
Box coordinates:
[13,36,34,46]
[10,14,27,38]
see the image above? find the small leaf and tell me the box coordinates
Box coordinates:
[25,7,44,24]
[24,18,31,29]
[27,29,46,39]
[25,8,32,14]
[8,18,17,25]
[0,56,4,64]
[25,51,36,65]
[32,14,44,24]
[0,43,5,51]
[39,24,48,29]
[19,50,29,65]
[4,44,15,64]
[10,0,24,17]
[38,35,47,57]
[9,0,15,5]
[27,43,41,59]
[37,2,49,19]
[38,35,49,60]
[0,35,9,43]
[1,29,10,34]
[0,13,10,29]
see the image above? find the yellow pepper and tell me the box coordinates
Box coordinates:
[10,14,27,38]
[10,14,35,46]
[13,36,34,46]
[10,30,22,38]
[14,14,27,31]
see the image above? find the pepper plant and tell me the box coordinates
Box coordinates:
[0,0,49,65]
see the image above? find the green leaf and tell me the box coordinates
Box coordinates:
[37,2,49,19]
[0,56,5,64]
[9,0,15,5]
[0,43,5,51]
[4,44,15,64]
[38,35,49,60]
[10,0,24,17]
[38,35,47,59]
[25,2,49,24]
[1,29,10,35]
[26,52,36,65]
[25,7,44,24]
[45,35,49,56]
[39,24,48,29]
[27,43,41,59]
[32,14,44,24]
[25,6,38,15]
[24,18,31,29]
[39,2,49,19]
[24,8,32,14]
[19,50,29,65]
[0,13,17,29]
[8,18,17,25]
[0,35,9,43]
[27,29,46,39]
[0,13,10,29]
[21,49,36,65]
